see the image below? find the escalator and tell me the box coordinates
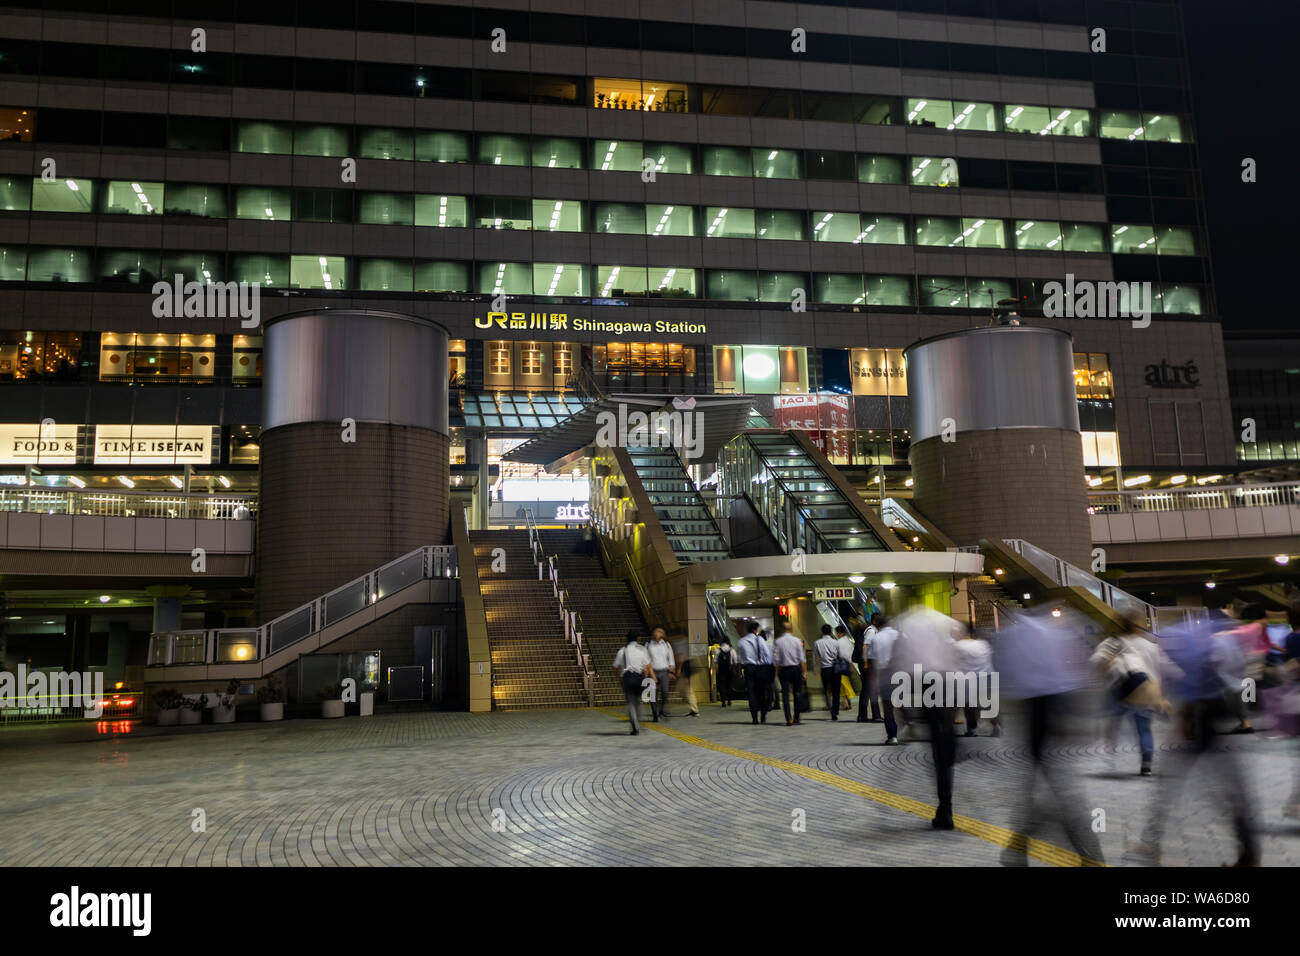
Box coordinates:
[625,445,730,563]
[719,432,892,554]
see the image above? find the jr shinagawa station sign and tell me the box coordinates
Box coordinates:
[475,313,705,335]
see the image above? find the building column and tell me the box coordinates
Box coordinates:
[148,585,191,633]
[467,432,490,530]
[106,620,129,686]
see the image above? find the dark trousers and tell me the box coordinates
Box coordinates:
[882,696,898,739]
[745,666,769,722]
[717,668,731,705]
[963,706,981,734]
[1144,698,1258,866]
[821,667,842,718]
[1004,694,1104,865]
[923,706,957,824]
[779,666,803,723]
[859,661,883,721]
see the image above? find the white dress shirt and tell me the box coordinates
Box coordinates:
[814,635,843,669]
[773,633,805,667]
[647,639,675,671]
[614,642,652,674]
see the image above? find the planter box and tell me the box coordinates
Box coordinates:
[213,701,236,724]
[157,708,180,726]
[359,692,374,717]
[321,699,345,719]
[259,702,284,721]
[179,707,202,726]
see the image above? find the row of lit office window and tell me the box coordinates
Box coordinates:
[5,179,1200,256]
[0,246,1206,313]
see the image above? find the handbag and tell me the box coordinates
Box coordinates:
[832,657,852,676]
[622,669,644,693]
[795,681,811,714]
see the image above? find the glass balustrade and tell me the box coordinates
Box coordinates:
[627,447,729,561]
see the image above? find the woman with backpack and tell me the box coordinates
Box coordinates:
[714,637,736,706]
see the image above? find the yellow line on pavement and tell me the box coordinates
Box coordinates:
[599,708,1104,867]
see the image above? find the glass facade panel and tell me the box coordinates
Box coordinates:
[862,275,914,306]
[476,133,529,166]
[645,142,694,174]
[26,247,90,282]
[1111,223,1157,254]
[415,131,470,163]
[231,254,289,288]
[594,202,644,234]
[920,276,969,308]
[858,155,904,184]
[756,209,805,240]
[1004,104,1052,134]
[358,259,413,291]
[910,157,958,187]
[414,194,467,228]
[102,180,162,215]
[358,192,413,225]
[359,127,413,160]
[161,251,223,284]
[32,178,93,212]
[0,176,31,211]
[1099,110,1144,140]
[596,265,648,296]
[706,270,758,301]
[1156,226,1198,256]
[907,98,953,128]
[1143,113,1186,143]
[814,273,864,305]
[414,260,469,292]
[234,186,290,221]
[752,148,801,179]
[1159,284,1203,314]
[914,215,961,246]
[704,206,754,238]
[532,263,586,297]
[294,124,349,156]
[477,262,532,295]
[97,249,160,284]
[701,146,751,176]
[813,211,859,243]
[650,266,696,297]
[289,255,346,290]
[532,136,583,168]
[1050,107,1092,137]
[1015,219,1064,250]
[592,139,643,171]
[759,271,805,302]
[475,197,532,230]
[949,101,998,131]
[164,183,225,217]
[0,246,26,281]
[960,217,1007,248]
[534,199,584,232]
[856,214,907,244]
[1062,222,1105,252]
[235,121,291,154]
[646,203,693,236]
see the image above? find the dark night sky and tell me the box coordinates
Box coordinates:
[1181,0,1300,333]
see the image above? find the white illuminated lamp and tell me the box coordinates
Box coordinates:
[1022,593,1032,601]
[1169,474,1188,485]
[1051,608,1062,617]
[1205,581,1216,589]
[218,475,231,488]
[993,568,1004,576]
[848,574,865,584]
[880,582,895,590]
[729,583,745,593]
[1276,555,1291,566]
[98,595,111,603]
[742,352,776,380]
[1123,474,1152,487]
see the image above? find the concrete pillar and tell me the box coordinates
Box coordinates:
[257,309,452,622]
[106,620,129,685]
[64,613,90,673]
[466,433,489,530]
[905,324,1091,568]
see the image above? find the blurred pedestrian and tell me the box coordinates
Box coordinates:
[1090,611,1177,775]
[954,627,999,738]
[714,636,736,707]
[836,624,859,712]
[647,627,675,721]
[814,624,848,720]
[871,614,901,744]
[613,632,654,735]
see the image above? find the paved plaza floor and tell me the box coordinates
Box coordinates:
[1,704,1297,866]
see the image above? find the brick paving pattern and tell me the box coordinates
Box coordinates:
[0,705,1295,866]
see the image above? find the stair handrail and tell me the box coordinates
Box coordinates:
[596,530,653,622]
[727,433,837,555]
[524,508,596,703]
[148,544,457,667]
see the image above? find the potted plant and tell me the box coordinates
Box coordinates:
[155,688,182,726]
[318,682,345,719]
[257,675,285,721]
[179,692,205,726]
[213,679,239,724]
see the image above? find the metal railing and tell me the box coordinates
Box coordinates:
[1,487,258,519]
[1000,538,1204,634]
[524,509,595,705]
[1088,481,1300,514]
[149,545,456,667]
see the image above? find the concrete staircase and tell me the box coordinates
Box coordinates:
[967,574,1025,631]
[541,530,649,707]
[471,530,589,711]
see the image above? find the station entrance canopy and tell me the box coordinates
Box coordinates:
[500,394,755,467]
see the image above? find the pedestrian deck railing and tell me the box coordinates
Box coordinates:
[1001,538,1205,634]
[0,487,258,519]
[524,508,595,705]
[148,545,456,667]
[1088,481,1300,514]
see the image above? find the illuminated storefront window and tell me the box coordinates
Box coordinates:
[98,333,216,382]
[713,346,808,394]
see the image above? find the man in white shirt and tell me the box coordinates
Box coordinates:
[646,627,675,720]
[869,616,901,743]
[613,634,654,735]
[737,621,774,724]
[814,624,848,720]
[836,625,858,713]
[773,626,808,725]
[858,615,882,723]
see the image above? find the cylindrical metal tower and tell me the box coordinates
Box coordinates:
[257,309,451,621]
[905,324,1091,567]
